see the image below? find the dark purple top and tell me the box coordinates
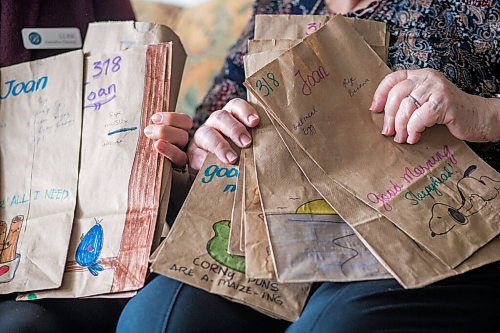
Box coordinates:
[0,0,135,67]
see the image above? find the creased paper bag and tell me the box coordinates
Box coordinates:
[84,21,187,247]
[268,103,500,288]
[151,153,310,321]
[245,51,391,283]
[83,21,186,112]
[245,15,500,286]
[20,44,169,300]
[254,15,388,62]
[242,147,275,279]
[0,51,83,293]
[228,158,245,256]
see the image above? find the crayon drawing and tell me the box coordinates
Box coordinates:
[266,199,389,281]
[0,215,24,284]
[75,218,104,276]
[429,165,500,237]
[207,220,245,273]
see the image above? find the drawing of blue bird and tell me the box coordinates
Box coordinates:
[75,218,104,276]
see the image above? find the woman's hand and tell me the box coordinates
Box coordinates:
[370,68,500,144]
[144,112,193,167]
[187,98,260,171]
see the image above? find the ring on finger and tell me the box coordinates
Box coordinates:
[408,94,422,108]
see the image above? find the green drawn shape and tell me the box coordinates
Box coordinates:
[296,199,337,215]
[207,220,245,273]
[27,293,37,300]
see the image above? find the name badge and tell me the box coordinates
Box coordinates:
[21,28,82,49]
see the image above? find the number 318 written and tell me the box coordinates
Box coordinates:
[255,72,279,97]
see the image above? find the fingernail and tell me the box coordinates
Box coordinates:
[394,132,403,143]
[156,140,166,152]
[151,114,162,123]
[226,151,238,163]
[240,134,251,146]
[144,125,154,137]
[381,124,389,135]
[247,114,259,124]
[369,99,376,111]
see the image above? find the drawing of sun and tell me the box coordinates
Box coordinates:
[296,199,337,215]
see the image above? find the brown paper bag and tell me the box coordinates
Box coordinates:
[245,51,391,283]
[268,100,500,288]
[84,21,187,247]
[239,151,247,253]
[0,51,83,293]
[254,15,388,62]
[20,44,169,300]
[245,19,390,283]
[228,158,245,255]
[242,147,275,279]
[245,16,500,285]
[249,37,387,63]
[83,21,186,111]
[249,40,299,53]
[151,153,311,321]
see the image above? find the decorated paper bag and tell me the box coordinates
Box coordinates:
[151,153,311,321]
[83,21,186,111]
[20,44,169,300]
[228,158,245,255]
[250,23,500,287]
[267,99,500,288]
[245,16,500,276]
[245,51,391,283]
[0,51,83,293]
[84,21,187,246]
[245,20,390,283]
[254,15,388,62]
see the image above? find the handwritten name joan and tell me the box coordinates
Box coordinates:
[0,76,48,100]
[295,66,329,96]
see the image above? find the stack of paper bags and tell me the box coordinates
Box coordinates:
[149,14,500,322]
[148,15,393,321]
[241,15,500,290]
[150,152,311,321]
[236,15,393,284]
[1,21,186,299]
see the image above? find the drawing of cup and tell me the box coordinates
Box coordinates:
[0,253,21,283]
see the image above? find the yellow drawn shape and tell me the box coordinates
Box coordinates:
[296,199,337,215]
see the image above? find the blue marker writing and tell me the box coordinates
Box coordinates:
[107,127,137,136]
[0,76,48,100]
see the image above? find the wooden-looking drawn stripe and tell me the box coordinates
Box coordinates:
[110,44,169,292]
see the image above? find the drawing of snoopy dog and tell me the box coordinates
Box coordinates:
[428,165,500,237]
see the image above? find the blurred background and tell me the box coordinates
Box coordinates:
[130,0,253,116]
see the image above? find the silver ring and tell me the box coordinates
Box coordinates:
[408,94,422,108]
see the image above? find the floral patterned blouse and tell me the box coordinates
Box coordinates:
[192,0,500,170]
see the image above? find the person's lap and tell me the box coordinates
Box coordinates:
[117,275,290,333]
[118,263,500,333]
[288,263,500,332]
